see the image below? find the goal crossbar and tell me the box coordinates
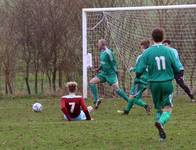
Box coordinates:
[83,4,196,12]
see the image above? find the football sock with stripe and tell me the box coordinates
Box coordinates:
[115,88,129,102]
[89,84,99,103]
[124,98,134,112]
[134,98,147,107]
[155,111,162,122]
[158,111,171,127]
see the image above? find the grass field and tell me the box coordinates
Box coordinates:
[0,96,195,150]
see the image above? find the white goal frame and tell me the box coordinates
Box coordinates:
[82,4,196,99]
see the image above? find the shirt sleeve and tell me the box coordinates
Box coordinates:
[80,98,91,120]
[60,98,72,121]
[170,51,182,74]
[130,55,142,73]
[172,49,184,70]
[135,53,147,74]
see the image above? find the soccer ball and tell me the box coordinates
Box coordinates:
[32,103,42,112]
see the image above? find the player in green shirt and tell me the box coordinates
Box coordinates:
[135,28,181,141]
[122,39,151,115]
[89,39,132,109]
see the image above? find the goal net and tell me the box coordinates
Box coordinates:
[82,5,196,99]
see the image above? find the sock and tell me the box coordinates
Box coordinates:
[115,88,129,102]
[89,84,99,103]
[134,98,147,107]
[159,112,171,127]
[124,98,134,112]
[155,111,162,122]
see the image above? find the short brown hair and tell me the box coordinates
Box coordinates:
[140,39,150,49]
[162,39,171,45]
[152,28,164,43]
[66,81,78,93]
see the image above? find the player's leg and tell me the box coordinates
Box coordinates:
[73,107,94,121]
[158,81,173,127]
[106,74,130,103]
[89,73,106,104]
[175,70,195,101]
[133,84,149,108]
[155,105,172,141]
[63,115,68,120]
[112,82,130,103]
[89,77,100,103]
[112,82,134,115]
[74,111,87,121]
[89,73,106,109]
[150,82,167,140]
[151,81,173,141]
[124,84,151,114]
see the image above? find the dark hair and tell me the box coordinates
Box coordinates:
[162,39,171,45]
[152,28,164,42]
[140,39,150,49]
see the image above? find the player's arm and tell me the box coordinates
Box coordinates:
[60,99,72,121]
[130,55,142,73]
[170,51,182,74]
[173,50,184,71]
[135,54,147,78]
[80,98,91,120]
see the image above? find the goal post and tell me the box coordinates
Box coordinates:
[82,10,88,99]
[82,4,196,99]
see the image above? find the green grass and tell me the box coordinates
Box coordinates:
[0,96,195,150]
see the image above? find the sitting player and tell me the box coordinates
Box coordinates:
[163,39,195,102]
[89,39,132,109]
[60,82,93,121]
[121,39,151,115]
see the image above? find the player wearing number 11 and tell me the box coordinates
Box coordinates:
[135,28,181,141]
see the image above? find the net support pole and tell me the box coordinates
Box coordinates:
[82,10,88,99]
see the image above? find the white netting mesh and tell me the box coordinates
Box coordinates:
[85,6,196,97]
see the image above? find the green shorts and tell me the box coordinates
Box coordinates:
[130,83,147,99]
[149,80,173,110]
[96,72,118,86]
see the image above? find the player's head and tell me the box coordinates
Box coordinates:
[151,28,164,43]
[66,81,78,93]
[98,39,107,50]
[162,39,171,47]
[140,39,150,52]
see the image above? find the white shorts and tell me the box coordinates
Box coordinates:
[64,111,86,121]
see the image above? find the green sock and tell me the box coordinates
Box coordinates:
[89,84,99,103]
[115,88,129,102]
[134,98,147,107]
[124,98,134,112]
[155,111,162,122]
[159,112,171,126]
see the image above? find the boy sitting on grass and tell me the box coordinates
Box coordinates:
[60,81,93,121]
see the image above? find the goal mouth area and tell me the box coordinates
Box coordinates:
[82,4,196,99]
